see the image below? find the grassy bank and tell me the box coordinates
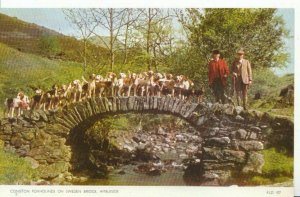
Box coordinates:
[0,140,37,184]
[0,42,83,118]
[248,68,294,120]
[247,148,293,185]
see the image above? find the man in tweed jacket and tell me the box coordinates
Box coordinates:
[231,49,252,110]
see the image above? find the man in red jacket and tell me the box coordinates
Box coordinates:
[208,50,230,104]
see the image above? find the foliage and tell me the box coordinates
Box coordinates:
[39,35,62,57]
[0,140,37,184]
[181,8,290,69]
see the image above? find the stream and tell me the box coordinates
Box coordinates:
[71,115,204,185]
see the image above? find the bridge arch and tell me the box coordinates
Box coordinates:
[53,96,208,136]
[0,96,284,185]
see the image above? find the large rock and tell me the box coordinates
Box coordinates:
[223,104,235,116]
[203,147,246,163]
[205,137,231,147]
[21,130,35,141]
[234,129,247,139]
[24,156,40,169]
[235,106,244,115]
[202,170,231,186]
[242,152,264,174]
[38,162,69,179]
[238,141,264,151]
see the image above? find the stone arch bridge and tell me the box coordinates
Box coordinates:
[0,96,294,185]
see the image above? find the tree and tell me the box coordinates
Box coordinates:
[39,35,61,58]
[136,8,171,71]
[90,8,127,71]
[64,9,98,73]
[180,8,290,69]
[121,9,142,64]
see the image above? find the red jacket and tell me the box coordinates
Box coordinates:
[208,58,229,87]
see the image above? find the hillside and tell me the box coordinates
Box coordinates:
[0,42,83,116]
[89,35,125,50]
[0,13,107,62]
[249,68,294,120]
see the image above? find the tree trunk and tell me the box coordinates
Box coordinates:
[146,8,152,71]
[123,23,129,64]
[83,39,87,73]
[153,45,158,72]
[110,9,114,72]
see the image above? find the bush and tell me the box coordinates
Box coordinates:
[39,35,62,57]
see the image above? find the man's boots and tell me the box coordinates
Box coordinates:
[237,96,241,106]
[243,96,248,110]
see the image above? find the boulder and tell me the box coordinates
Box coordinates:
[235,106,244,115]
[222,149,246,163]
[16,144,30,156]
[38,162,69,179]
[238,141,264,151]
[206,137,231,147]
[21,130,35,141]
[234,129,247,139]
[242,152,264,174]
[201,170,231,186]
[123,144,135,152]
[223,104,235,116]
[203,147,246,163]
[24,156,40,169]
[235,115,245,122]
[36,110,49,122]
[176,134,185,141]
[250,126,261,133]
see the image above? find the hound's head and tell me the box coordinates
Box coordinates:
[95,75,103,81]
[131,73,137,79]
[18,92,24,98]
[35,89,42,94]
[120,73,127,78]
[90,73,96,80]
[166,74,173,80]
[156,73,163,79]
[52,84,58,89]
[73,80,80,85]
[107,72,116,79]
[148,70,154,76]
[138,73,144,78]
[176,75,183,82]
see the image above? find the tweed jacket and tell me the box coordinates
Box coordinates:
[231,58,252,84]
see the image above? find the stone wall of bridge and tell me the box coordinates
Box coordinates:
[0,96,294,185]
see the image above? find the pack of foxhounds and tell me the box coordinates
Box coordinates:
[3,71,204,118]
